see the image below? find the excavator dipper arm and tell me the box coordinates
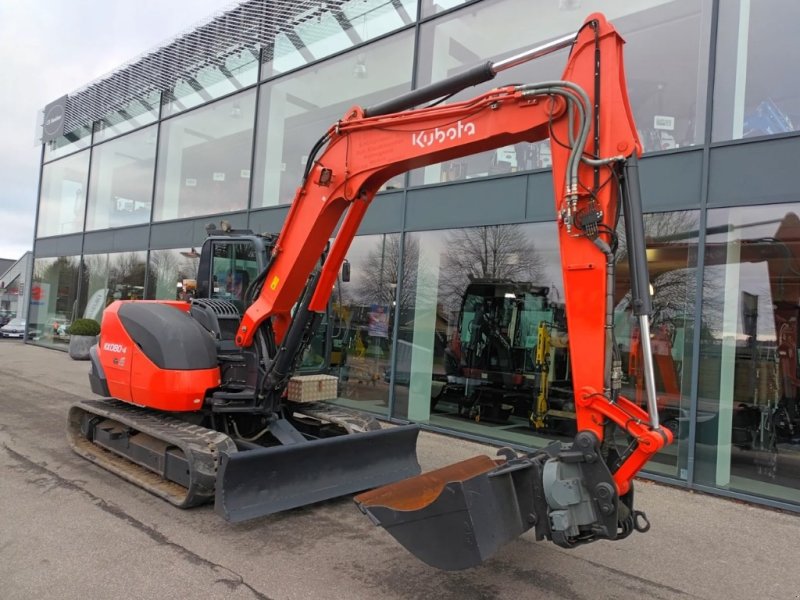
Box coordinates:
[235,13,671,567]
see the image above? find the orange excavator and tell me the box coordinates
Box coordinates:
[69,13,671,570]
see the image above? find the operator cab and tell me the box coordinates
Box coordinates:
[195,229,267,311]
[191,228,334,376]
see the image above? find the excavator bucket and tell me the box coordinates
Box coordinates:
[355,454,540,571]
[216,424,421,522]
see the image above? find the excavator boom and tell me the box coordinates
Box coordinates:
[73,12,671,564]
[240,10,667,487]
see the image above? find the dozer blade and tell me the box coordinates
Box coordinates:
[216,424,421,522]
[355,454,541,571]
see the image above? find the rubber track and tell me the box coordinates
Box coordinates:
[69,399,381,508]
[67,399,237,508]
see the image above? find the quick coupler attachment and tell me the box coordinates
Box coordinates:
[355,432,638,570]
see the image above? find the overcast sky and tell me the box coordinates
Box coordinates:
[0,0,239,260]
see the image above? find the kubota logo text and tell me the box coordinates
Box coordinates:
[412,120,476,148]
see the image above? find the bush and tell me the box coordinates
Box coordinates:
[66,318,101,337]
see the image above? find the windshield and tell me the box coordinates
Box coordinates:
[210,241,259,305]
[4,318,25,327]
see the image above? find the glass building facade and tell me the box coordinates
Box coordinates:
[30,0,800,511]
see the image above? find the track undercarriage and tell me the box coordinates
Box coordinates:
[68,398,420,521]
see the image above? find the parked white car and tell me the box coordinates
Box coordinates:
[0,318,26,338]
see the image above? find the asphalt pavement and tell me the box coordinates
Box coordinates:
[1,338,798,600]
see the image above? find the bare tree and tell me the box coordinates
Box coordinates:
[439,224,545,313]
[109,252,145,283]
[147,249,199,299]
[353,234,419,311]
[614,211,716,325]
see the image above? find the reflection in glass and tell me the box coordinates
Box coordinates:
[37,150,90,238]
[713,0,800,141]
[79,252,146,323]
[617,211,699,479]
[696,205,800,504]
[411,0,709,185]
[340,0,416,40]
[86,126,157,230]
[325,234,402,416]
[93,91,161,143]
[29,256,81,349]
[153,90,256,221]
[420,0,468,18]
[388,216,696,478]
[262,0,417,79]
[146,248,201,300]
[393,223,569,444]
[163,47,259,118]
[44,125,92,162]
[253,32,414,207]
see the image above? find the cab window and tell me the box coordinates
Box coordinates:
[210,241,259,304]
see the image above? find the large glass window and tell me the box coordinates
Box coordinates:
[93,91,161,143]
[412,0,710,185]
[79,252,147,322]
[713,0,800,141]
[393,223,571,444]
[153,90,256,221]
[324,234,403,417]
[145,248,201,301]
[421,0,469,19]
[37,150,90,238]
[392,215,696,478]
[29,256,80,349]
[253,31,414,208]
[696,204,800,505]
[86,126,157,230]
[44,125,92,162]
[0,273,23,319]
[163,47,260,118]
[617,211,699,479]
[262,0,417,79]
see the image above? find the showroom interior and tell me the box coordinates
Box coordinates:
[29,0,800,511]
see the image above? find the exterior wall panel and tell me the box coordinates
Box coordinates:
[149,220,196,250]
[34,235,83,258]
[358,191,405,235]
[708,137,800,207]
[83,226,152,254]
[524,171,556,222]
[640,151,704,212]
[405,176,527,231]
[248,207,290,235]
